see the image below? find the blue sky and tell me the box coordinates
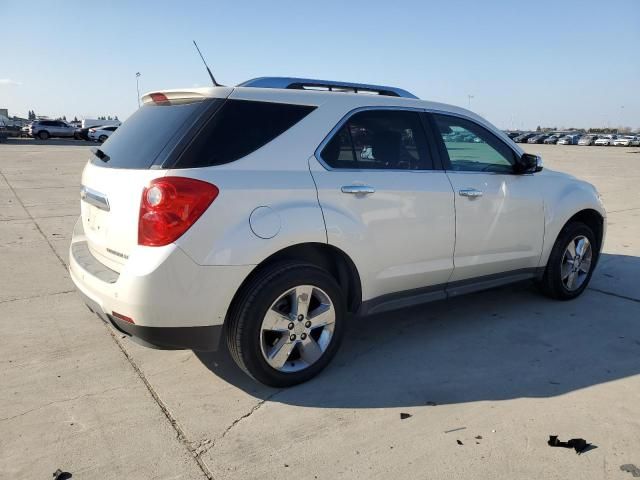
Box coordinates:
[1,0,638,129]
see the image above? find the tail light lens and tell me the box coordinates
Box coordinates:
[138,177,219,246]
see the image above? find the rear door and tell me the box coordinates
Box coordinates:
[428,112,544,282]
[310,108,455,301]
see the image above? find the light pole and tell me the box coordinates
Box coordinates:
[136,72,141,108]
[467,94,474,109]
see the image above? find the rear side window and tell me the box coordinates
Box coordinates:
[320,110,432,170]
[93,99,211,169]
[175,100,316,168]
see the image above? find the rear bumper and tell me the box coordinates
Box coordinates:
[78,287,223,350]
[69,217,253,351]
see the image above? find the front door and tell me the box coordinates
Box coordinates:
[429,113,544,282]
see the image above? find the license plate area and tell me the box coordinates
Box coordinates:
[84,204,109,241]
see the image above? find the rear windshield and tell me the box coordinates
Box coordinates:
[92,99,211,169]
[172,100,316,168]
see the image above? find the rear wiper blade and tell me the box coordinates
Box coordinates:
[90,147,110,163]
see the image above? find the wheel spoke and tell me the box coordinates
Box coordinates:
[298,337,323,365]
[579,259,592,273]
[308,303,335,328]
[267,336,296,369]
[262,308,292,332]
[561,261,573,280]
[565,240,576,260]
[292,285,313,319]
[576,238,588,257]
[566,270,578,290]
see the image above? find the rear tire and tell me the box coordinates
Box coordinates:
[38,131,49,140]
[226,262,346,387]
[539,222,597,300]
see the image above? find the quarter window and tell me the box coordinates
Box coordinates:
[321,110,432,170]
[433,114,516,173]
[176,100,316,168]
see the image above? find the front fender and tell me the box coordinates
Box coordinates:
[539,171,606,267]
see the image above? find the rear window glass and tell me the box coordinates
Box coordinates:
[93,99,209,169]
[174,100,316,168]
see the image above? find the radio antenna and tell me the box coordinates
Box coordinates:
[192,40,222,87]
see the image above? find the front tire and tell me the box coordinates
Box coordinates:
[539,222,598,300]
[38,131,49,140]
[226,262,346,387]
[98,134,108,142]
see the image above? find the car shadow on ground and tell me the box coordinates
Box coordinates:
[196,256,640,408]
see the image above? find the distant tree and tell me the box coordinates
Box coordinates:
[62,115,67,121]
[73,116,78,122]
[107,115,112,121]
[536,125,541,132]
[114,115,119,121]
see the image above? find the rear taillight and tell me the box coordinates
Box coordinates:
[138,177,219,246]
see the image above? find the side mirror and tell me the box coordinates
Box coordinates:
[516,153,543,173]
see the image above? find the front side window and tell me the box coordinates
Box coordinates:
[433,114,516,173]
[321,110,432,170]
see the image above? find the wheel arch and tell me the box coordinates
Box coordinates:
[225,242,362,323]
[563,208,604,254]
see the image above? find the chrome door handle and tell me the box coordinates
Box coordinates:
[341,185,376,195]
[458,188,483,198]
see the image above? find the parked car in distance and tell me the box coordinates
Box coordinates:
[514,132,535,143]
[81,118,121,129]
[578,135,598,146]
[0,120,8,142]
[557,134,580,145]
[543,135,561,144]
[613,136,636,146]
[528,134,549,144]
[504,131,521,139]
[30,120,76,140]
[88,125,118,142]
[69,77,606,387]
[594,135,617,146]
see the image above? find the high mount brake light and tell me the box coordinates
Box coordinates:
[138,177,219,247]
[149,92,170,104]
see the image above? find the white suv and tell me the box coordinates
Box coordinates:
[69,77,606,386]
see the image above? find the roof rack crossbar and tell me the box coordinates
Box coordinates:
[238,77,418,99]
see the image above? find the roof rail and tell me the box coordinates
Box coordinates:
[238,77,418,99]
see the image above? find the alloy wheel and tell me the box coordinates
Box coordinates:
[259,285,335,372]
[561,235,593,291]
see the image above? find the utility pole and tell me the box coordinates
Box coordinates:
[136,72,142,108]
[467,94,474,109]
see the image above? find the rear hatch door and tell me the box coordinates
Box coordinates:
[79,88,231,271]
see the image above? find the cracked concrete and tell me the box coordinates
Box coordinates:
[1,140,639,479]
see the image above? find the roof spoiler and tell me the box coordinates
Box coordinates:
[238,77,418,99]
